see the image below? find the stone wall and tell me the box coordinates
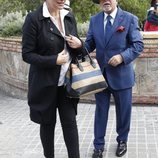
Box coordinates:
[133,32,158,104]
[0,37,28,99]
[0,32,158,104]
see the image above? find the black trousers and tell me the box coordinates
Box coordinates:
[40,86,80,158]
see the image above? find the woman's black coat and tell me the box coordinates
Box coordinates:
[22,5,82,124]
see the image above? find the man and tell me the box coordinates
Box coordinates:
[85,0,144,157]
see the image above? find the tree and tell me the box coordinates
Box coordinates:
[119,0,150,27]
[0,0,150,27]
[71,0,100,23]
[0,0,25,15]
[0,0,42,15]
[72,0,150,24]
[19,0,42,11]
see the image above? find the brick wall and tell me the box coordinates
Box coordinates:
[0,37,22,53]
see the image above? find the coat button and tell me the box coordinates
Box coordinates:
[50,28,53,31]
[50,37,54,40]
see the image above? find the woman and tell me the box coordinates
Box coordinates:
[144,2,158,31]
[22,0,83,158]
[151,0,158,7]
[148,0,158,13]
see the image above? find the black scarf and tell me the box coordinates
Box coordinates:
[147,12,158,25]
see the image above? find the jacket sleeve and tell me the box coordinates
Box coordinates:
[22,13,58,68]
[120,15,144,65]
[84,17,96,53]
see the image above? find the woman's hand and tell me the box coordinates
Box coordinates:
[56,50,69,65]
[65,34,82,48]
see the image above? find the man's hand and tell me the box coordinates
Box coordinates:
[108,54,123,67]
[56,50,69,65]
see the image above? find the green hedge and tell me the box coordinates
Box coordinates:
[0,11,26,37]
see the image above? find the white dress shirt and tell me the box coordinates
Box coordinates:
[104,7,118,32]
[43,2,71,86]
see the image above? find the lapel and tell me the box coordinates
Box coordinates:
[47,19,63,38]
[38,5,65,38]
[105,7,124,47]
[64,12,75,36]
[46,11,74,38]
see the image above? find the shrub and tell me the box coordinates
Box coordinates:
[77,21,90,37]
[0,11,27,37]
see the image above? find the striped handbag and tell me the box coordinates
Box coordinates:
[65,48,108,98]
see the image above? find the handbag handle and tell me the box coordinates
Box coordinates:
[84,47,96,68]
[75,47,96,72]
[75,57,84,71]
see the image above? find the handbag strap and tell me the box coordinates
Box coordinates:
[84,47,96,68]
[75,58,84,71]
[74,47,97,72]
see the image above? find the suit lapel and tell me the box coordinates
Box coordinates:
[105,8,124,47]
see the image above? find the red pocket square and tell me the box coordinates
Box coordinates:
[117,26,125,32]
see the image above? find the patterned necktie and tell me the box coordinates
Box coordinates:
[105,15,112,43]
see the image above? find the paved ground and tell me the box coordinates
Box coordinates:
[0,91,158,158]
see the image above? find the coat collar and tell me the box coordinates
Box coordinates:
[42,2,69,20]
[37,4,75,38]
[42,2,70,36]
[38,4,73,21]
